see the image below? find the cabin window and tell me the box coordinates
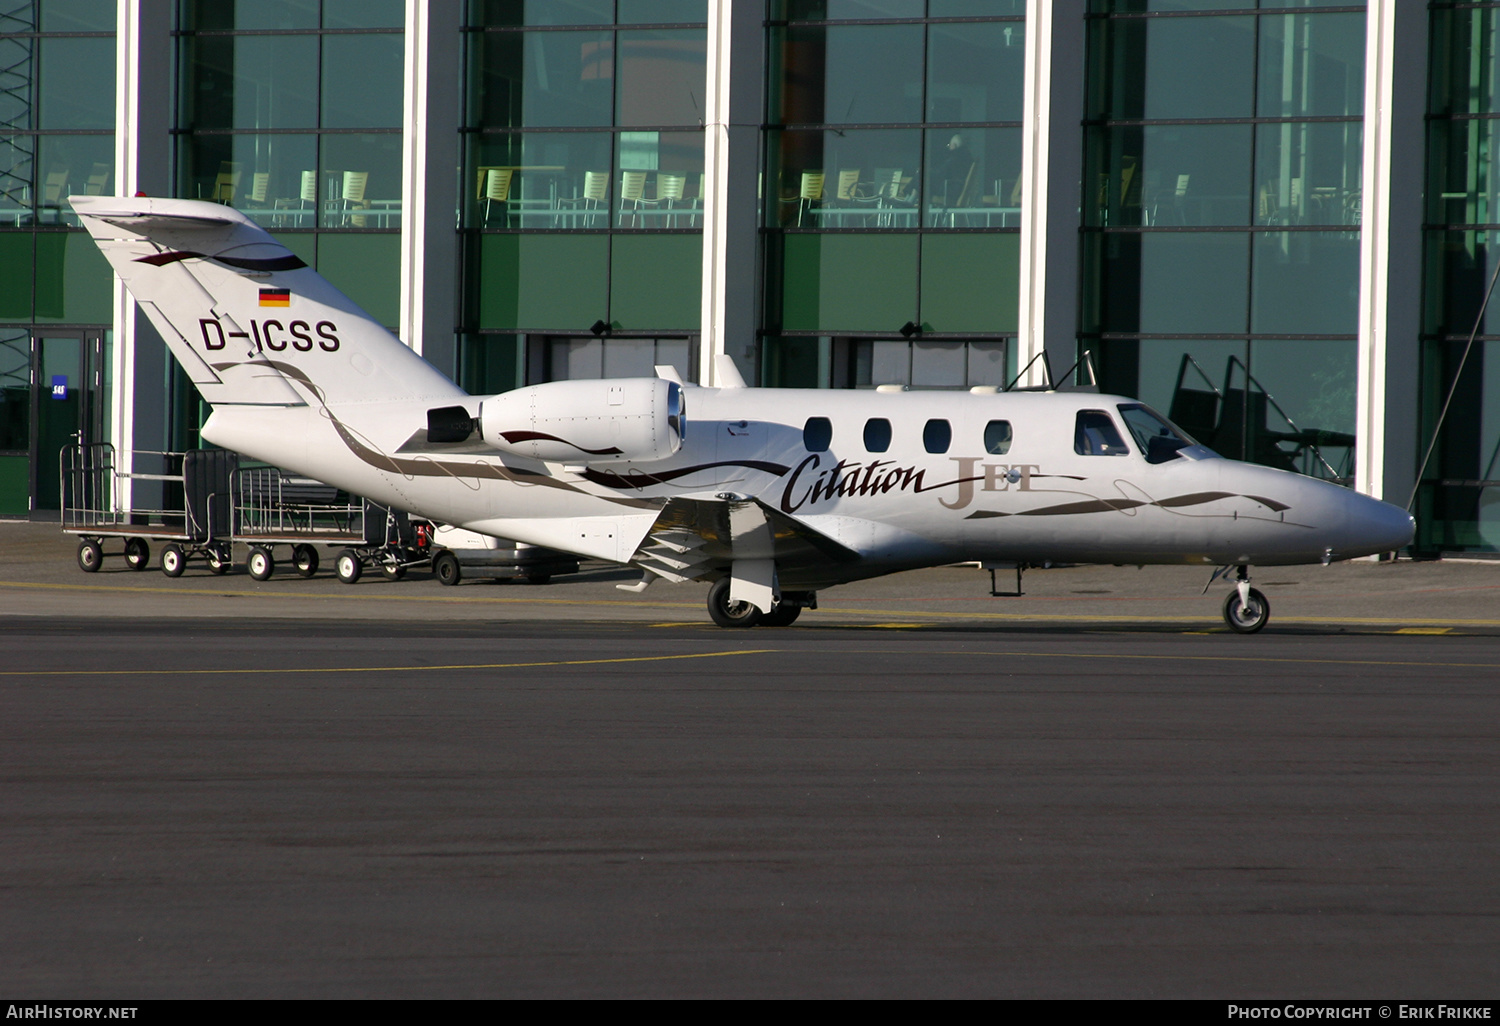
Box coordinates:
[923,419,951,454]
[1074,410,1130,456]
[863,417,892,453]
[803,416,832,452]
[984,420,1012,455]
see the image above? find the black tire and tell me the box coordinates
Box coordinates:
[292,544,319,578]
[160,543,185,578]
[247,546,275,581]
[124,537,150,571]
[381,560,406,581]
[522,573,551,586]
[1223,587,1270,634]
[707,577,763,628]
[76,539,103,573]
[207,546,230,575]
[335,548,362,584]
[432,550,461,586]
[760,602,803,627]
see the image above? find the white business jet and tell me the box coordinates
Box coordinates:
[73,196,1414,632]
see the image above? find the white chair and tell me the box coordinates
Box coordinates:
[557,170,608,227]
[483,168,514,224]
[619,170,649,226]
[655,172,686,226]
[342,170,369,226]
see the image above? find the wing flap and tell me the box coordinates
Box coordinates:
[631,495,862,582]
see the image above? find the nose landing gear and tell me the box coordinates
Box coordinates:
[1214,564,1270,633]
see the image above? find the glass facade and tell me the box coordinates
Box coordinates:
[1084,1,1364,482]
[459,1,708,392]
[0,2,1495,553]
[1420,2,1500,552]
[174,0,405,328]
[762,0,1025,389]
[0,1,117,515]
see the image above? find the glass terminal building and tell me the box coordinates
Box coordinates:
[0,0,1496,555]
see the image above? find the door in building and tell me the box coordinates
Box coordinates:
[13,331,106,514]
[0,331,28,516]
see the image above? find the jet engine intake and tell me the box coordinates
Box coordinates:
[478,377,684,464]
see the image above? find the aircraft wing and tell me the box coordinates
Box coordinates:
[631,494,861,584]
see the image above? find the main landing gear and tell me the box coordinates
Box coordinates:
[706,578,815,628]
[1213,564,1270,634]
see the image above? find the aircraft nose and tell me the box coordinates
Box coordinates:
[1342,492,1416,557]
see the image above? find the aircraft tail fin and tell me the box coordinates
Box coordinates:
[71,195,463,408]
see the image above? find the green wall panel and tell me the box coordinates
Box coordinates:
[609,235,701,331]
[0,454,27,516]
[34,232,113,324]
[782,233,917,333]
[0,234,33,320]
[316,233,401,328]
[920,233,1019,333]
[479,234,608,331]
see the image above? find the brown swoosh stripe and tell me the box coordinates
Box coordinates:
[583,460,792,489]
[964,491,1295,520]
[499,430,623,456]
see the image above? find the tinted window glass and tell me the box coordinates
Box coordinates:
[321,34,405,128]
[984,420,1012,455]
[863,417,892,453]
[775,25,923,125]
[1118,403,1191,463]
[616,30,706,127]
[803,416,832,452]
[923,419,951,454]
[1074,410,1131,456]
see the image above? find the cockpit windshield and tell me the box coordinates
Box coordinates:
[1117,403,1205,463]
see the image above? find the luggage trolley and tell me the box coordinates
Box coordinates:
[61,444,237,576]
[230,465,432,583]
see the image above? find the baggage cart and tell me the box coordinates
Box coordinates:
[61,444,432,580]
[61,444,236,576]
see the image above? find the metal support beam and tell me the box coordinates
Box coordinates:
[700,0,766,387]
[1018,0,1086,389]
[399,0,462,379]
[114,0,173,510]
[1357,0,1426,504]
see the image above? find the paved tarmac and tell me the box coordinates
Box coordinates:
[3,520,1500,633]
[1,521,1499,997]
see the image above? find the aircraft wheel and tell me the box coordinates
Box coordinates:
[160,544,185,578]
[432,550,461,586]
[76,539,103,573]
[760,602,802,627]
[292,544,319,578]
[707,577,763,628]
[335,549,362,584]
[1223,587,1270,634]
[124,537,150,571]
[207,547,231,575]
[247,546,275,581]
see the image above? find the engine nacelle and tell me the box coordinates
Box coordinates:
[477,377,684,464]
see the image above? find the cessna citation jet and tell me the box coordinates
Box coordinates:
[73,196,1414,632]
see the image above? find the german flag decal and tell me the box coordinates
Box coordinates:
[259,287,291,307]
